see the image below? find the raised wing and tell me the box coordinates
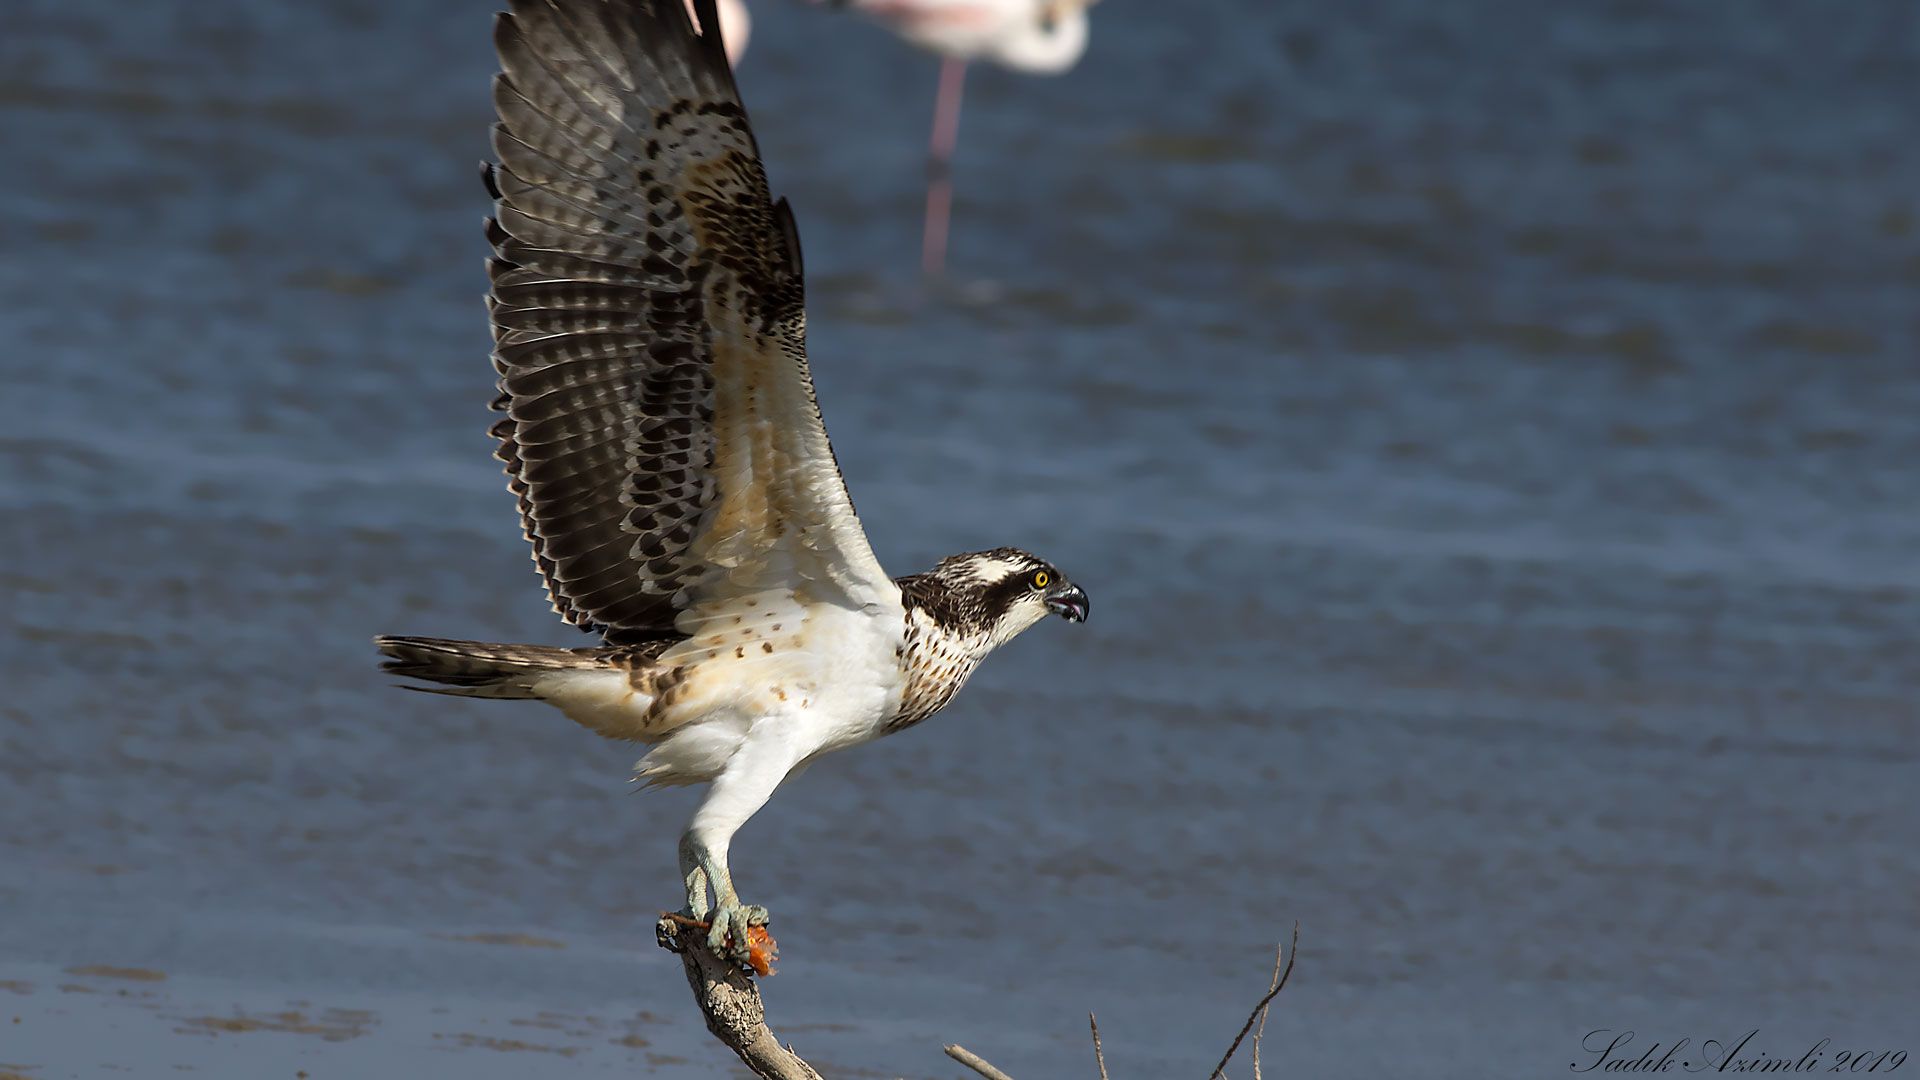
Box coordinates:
[487,0,895,644]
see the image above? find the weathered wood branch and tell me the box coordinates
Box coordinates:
[945,1043,1020,1080]
[654,917,824,1080]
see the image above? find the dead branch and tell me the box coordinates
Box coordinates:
[1249,940,1285,1080]
[1208,921,1299,1080]
[1089,1012,1111,1080]
[654,917,824,1080]
[944,1043,1019,1080]
[947,928,1297,1080]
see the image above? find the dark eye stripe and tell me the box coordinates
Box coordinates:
[980,572,1034,617]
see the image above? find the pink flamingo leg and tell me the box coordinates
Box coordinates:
[922,55,968,278]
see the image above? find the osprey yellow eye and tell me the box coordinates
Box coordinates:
[1031,570,1050,589]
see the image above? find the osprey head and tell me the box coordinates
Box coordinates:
[920,547,1089,645]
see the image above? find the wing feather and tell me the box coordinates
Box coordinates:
[487,0,893,644]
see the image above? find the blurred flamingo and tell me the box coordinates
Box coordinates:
[831,0,1099,276]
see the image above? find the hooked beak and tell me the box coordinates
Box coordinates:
[1045,583,1090,624]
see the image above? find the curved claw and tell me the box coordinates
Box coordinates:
[707,901,770,963]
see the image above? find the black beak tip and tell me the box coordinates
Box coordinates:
[1048,585,1089,624]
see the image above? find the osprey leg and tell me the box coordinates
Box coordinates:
[679,728,809,963]
[679,827,771,965]
[677,832,711,921]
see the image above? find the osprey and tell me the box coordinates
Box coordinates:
[374,0,1088,969]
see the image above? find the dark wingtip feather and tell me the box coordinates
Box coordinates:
[484,216,510,251]
[772,197,803,279]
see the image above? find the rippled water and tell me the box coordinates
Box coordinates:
[3,1,1917,1076]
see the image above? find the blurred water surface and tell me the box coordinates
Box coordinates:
[2,1,1917,1076]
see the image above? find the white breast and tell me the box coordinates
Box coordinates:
[631,593,909,786]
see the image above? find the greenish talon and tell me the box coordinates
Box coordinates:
[702,899,770,965]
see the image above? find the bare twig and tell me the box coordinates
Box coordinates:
[1089,1012,1111,1080]
[1250,940,1285,1080]
[1208,921,1299,1080]
[655,917,824,1080]
[944,1043,1018,1080]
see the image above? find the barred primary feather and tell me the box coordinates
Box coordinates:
[486,0,891,644]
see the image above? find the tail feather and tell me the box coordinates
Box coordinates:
[373,635,602,699]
